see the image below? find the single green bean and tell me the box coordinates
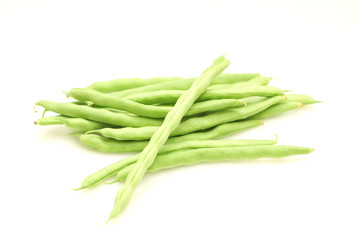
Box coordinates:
[107,56,230,222]
[87,73,260,93]
[80,119,264,152]
[107,73,260,97]
[207,76,270,91]
[69,88,243,118]
[36,100,163,127]
[87,76,184,93]
[197,85,283,101]
[77,137,276,189]
[248,94,320,119]
[34,115,68,125]
[79,134,148,153]
[35,115,115,132]
[249,101,303,119]
[126,85,283,104]
[114,145,313,182]
[284,94,322,105]
[171,95,285,135]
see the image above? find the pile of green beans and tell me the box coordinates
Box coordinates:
[34,55,319,223]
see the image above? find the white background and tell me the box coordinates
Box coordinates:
[1,0,359,239]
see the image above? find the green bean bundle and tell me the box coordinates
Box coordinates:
[34,55,318,224]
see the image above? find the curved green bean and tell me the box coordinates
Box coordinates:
[248,94,321,119]
[114,145,313,182]
[87,73,260,93]
[36,100,163,127]
[87,76,184,93]
[171,95,285,135]
[79,134,148,153]
[207,76,271,91]
[34,115,68,126]
[35,115,114,132]
[207,76,270,91]
[107,56,230,222]
[77,137,276,190]
[106,73,260,98]
[249,101,303,119]
[69,88,243,118]
[284,94,321,105]
[126,85,283,104]
[80,119,264,152]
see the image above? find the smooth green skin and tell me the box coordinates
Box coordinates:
[87,77,184,93]
[77,138,276,190]
[36,100,163,127]
[126,85,283,105]
[79,134,149,153]
[197,85,283,101]
[249,101,303,119]
[87,73,260,93]
[171,96,285,135]
[106,73,260,97]
[284,94,321,105]
[107,56,230,222]
[248,94,321,119]
[35,115,68,125]
[79,119,264,152]
[69,88,243,118]
[207,76,270,91]
[86,96,283,141]
[165,119,263,144]
[35,115,114,132]
[115,145,313,182]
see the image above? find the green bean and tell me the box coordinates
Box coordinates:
[77,137,276,189]
[126,85,283,104]
[87,77,184,93]
[106,73,260,98]
[114,145,314,182]
[107,56,230,222]
[171,95,285,135]
[34,115,68,126]
[207,76,270,91]
[36,100,163,127]
[80,119,264,152]
[284,94,322,105]
[197,85,283,101]
[79,134,148,153]
[249,102,303,119]
[166,119,263,144]
[87,73,260,93]
[248,94,321,119]
[69,88,243,118]
[35,115,114,132]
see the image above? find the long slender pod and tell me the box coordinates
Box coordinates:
[115,145,313,182]
[127,85,283,104]
[106,73,260,97]
[79,119,264,152]
[77,138,277,190]
[35,100,163,127]
[35,115,114,132]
